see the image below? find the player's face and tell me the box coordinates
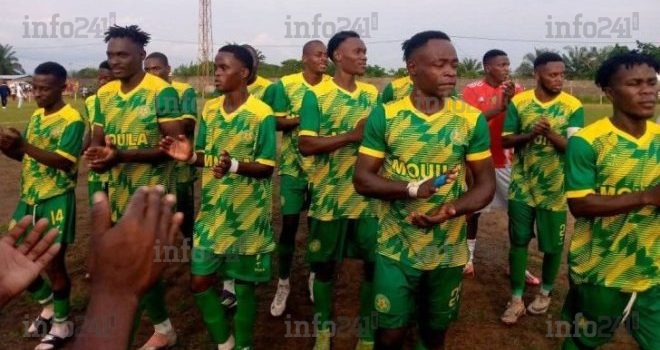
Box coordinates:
[214,51,249,93]
[334,38,367,76]
[97,68,114,87]
[144,58,170,81]
[106,37,145,80]
[303,43,328,74]
[607,63,658,120]
[32,74,64,108]
[485,55,510,83]
[535,62,565,94]
[409,39,458,99]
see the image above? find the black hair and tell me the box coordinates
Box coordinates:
[104,25,150,47]
[99,60,111,70]
[595,51,660,89]
[218,45,254,77]
[402,30,451,61]
[327,31,360,62]
[483,49,507,65]
[146,52,169,65]
[533,52,563,69]
[34,61,67,84]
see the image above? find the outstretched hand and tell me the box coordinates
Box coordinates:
[159,134,193,162]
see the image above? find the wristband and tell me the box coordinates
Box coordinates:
[406,179,425,198]
[229,159,239,173]
[186,152,197,164]
[434,174,448,187]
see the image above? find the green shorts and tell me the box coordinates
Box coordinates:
[306,217,377,264]
[190,246,272,283]
[374,254,463,330]
[176,181,195,238]
[508,200,567,253]
[280,174,309,215]
[87,181,108,207]
[10,191,76,244]
[561,283,660,350]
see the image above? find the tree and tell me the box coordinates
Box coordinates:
[636,41,660,62]
[71,67,99,78]
[388,67,407,77]
[280,59,303,76]
[0,44,25,75]
[172,61,213,77]
[365,64,387,77]
[457,58,483,78]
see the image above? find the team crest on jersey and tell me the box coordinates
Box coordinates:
[450,129,466,146]
[136,105,152,118]
[309,239,321,252]
[374,294,391,313]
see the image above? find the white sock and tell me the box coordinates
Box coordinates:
[512,295,523,303]
[467,239,476,261]
[50,321,71,338]
[154,318,173,334]
[279,278,290,286]
[223,280,235,294]
[40,303,54,319]
[218,334,235,350]
[541,288,551,297]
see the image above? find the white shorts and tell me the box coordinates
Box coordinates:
[478,166,510,213]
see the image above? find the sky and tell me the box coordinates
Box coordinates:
[2,0,659,74]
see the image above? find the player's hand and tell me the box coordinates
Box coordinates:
[212,150,232,179]
[88,186,182,297]
[85,136,119,172]
[642,184,660,207]
[0,127,24,151]
[416,167,459,198]
[408,203,457,228]
[348,119,367,143]
[532,118,551,136]
[159,134,193,162]
[0,216,60,306]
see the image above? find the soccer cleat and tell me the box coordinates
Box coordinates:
[312,329,331,350]
[138,329,177,350]
[500,300,526,325]
[220,289,237,309]
[308,272,315,303]
[270,282,290,317]
[525,270,541,286]
[463,261,474,276]
[354,339,374,350]
[527,293,552,315]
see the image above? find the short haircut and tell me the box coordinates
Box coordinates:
[327,31,360,62]
[146,52,169,65]
[402,30,451,61]
[99,60,111,70]
[483,49,507,65]
[533,52,563,69]
[104,25,150,47]
[595,51,660,89]
[303,40,325,55]
[34,61,67,84]
[218,45,254,77]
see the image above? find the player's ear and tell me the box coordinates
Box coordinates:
[602,86,615,103]
[406,60,416,77]
[241,66,250,81]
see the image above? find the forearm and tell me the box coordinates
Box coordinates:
[236,162,274,179]
[354,171,410,200]
[451,181,495,217]
[24,144,74,172]
[568,192,651,218]
[299,134,355,156]
[545,131,567,153]
[276,117,300,132]
[502,133,535,149]
[117,148,170,164]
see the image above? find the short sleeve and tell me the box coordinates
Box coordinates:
[466,114,492,161]
[299,90,321,137]
[93,96,104,128]
[255,115,277,166]
[180,87,198,122]
[261,83,277,107]
[196,103,211,152]
[565,135,596,198]
[156,86,182,121]
[381,83,394,104]
[502,102,520,135]
[358,104,387,158]
[56,120,86,163]
[270,81,288,117]
[569,106,585,128]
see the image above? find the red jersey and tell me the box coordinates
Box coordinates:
[462,80,523,168]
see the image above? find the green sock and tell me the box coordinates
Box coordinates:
[29,278,53,304]
[143,279,169,325]
[278,242,295,279]
[313,279,332,331]
[541,252,562,293]
[234,283,257,349]
[509,245,528,296]
[358,281,374,342]
[193,288,229,344]
[53,290,70,322]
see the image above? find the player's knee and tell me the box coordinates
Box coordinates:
[190,275,214,294]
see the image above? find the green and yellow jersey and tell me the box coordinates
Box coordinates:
[503,90,584,211]
[381,76,413,104]
[248,75,275,104]
[171,81,198,184]
[299,79,380,220]
[94,73,182,221]
[271,72,331,179]
[360,97,491,270]
[194,95,277,255]
[21,104,85,205]
[566,118,660,292]
[84,95,108,184]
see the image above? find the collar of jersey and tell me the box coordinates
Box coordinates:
[40,104,70,117]
[218,94,252,120]
[605,117,654,147]
[531,90,564,109]
[403,95,453,121]
[117,74,148,100]
[330,79,361,98]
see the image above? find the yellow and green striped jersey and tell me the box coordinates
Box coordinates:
[566,118,660,292]
[271,72,331,178]
[171,81,199,184]
[94,73,182,222]
[84,95,108,184]
[299,79,380,220]
[248,75,275,104]
[194,95,277,255]
[21,104,85,205]
[360,97,491,270]
[381,76,413,104]
[503,90,584,211]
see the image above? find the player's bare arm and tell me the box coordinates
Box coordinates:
[0,127,75,171]
[298,118,365,156]
[568,184,660,218]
